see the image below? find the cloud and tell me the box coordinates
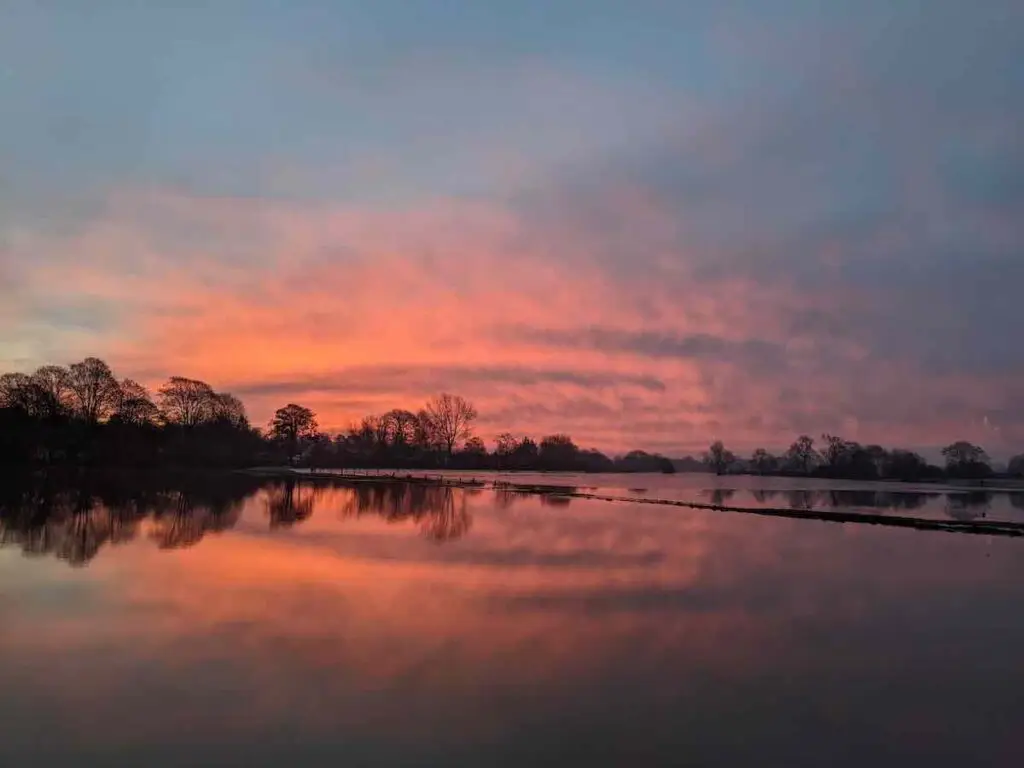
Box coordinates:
[1,1,1022,455]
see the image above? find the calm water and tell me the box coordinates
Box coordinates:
[2,473,1023,766]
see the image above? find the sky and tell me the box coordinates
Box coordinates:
[1,0,1022,457]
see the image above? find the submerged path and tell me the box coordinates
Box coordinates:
[245,469,1024,539]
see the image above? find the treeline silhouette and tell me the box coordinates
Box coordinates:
[696,435,1024,482]
[0,471,484,566]
[5,357,1024,480]
[0,358,674,472]
[712,487,1024,518]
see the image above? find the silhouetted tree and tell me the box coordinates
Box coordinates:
[1007,454,1024,478]
[702,441,735,475]
[941,441,991,479]
[424,393,478,456]
[786,435,818,474]
[211,392,248,429]
[158,376,217,426]
[114,379,160,426]
[751,448,778,474]
[539,434,579,469]
[269,403,319,456]
[31,365,72,418]
[67,357,120,423]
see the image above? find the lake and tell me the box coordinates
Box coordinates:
[2,471,1022,766]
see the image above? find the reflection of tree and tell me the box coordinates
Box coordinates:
[1010,493,1024,513]
[339,482,472,543]
[150,490,244,549]
[709,489,736,506]
[945,491,992,521]
[539,494,573,508]
[264,479,318,528]
[0,472,258,566]
[751,489,779,504]
[786,490,822,510]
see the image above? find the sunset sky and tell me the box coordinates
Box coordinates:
[2,1,1022,457]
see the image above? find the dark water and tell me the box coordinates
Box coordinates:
[2,474,1022,767]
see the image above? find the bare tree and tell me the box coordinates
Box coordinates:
[211,392,248,428]
[0,373,38,413]
[115,379,160,426]
[158,377,217,426]
[67,357,120,423]
[31,365,72,417]
[702,440,735,475]
[786,435,818,474]
[495,432,519,456]
[269,403,318,450]
[751,448,777,474]
[424,393,477,455]
[941,441,989,468]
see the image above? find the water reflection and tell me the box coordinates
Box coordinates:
[945,491,992,521]
[0,474,478,565]
[339,481,472,542]
[0,473,258,566]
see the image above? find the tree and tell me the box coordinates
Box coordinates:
[539,434,579,469]
[1008,454,1024,478]
[158,376,216,426]
[702,440,735,475]
[114,379,160,426]
[941,441,991,478]
[462,436,487,455]
[211,392,249,429]
[821,434,849,467]
[0,373,40,414]
[786,435,818,474]
[882,449,931,481]
[495,432,519,456]
[270,404,319,452]
[67,357,120,423]
[31,365,72,418]
[424,393,478,456]
[751,448,778,474]
[381,409,419,446]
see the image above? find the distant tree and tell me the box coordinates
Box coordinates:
[31,365,72,418]
[158,376,217,426]
[512,436,539,467]
[462,436,487,455]
[114,379,160,426]
[821,434,849,467]
[0,373,40,414]
[882,449,930,480]
[211,392,249,429]
[863,444,889,474]
[381,409,418,446]
[424,393,478,456]
[67,357,120,423]
[539,434,579,469]
[1008,454,1024,478]
[786,435,818,474]
[941,441,991,479]
[751,448,778,474]
[495,432,519,456]
[270,404,319,453]
[702,440,735,475]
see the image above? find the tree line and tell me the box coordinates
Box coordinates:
[4,357,1022,479]
[698,434,1024,481]
[0,357,674,472]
